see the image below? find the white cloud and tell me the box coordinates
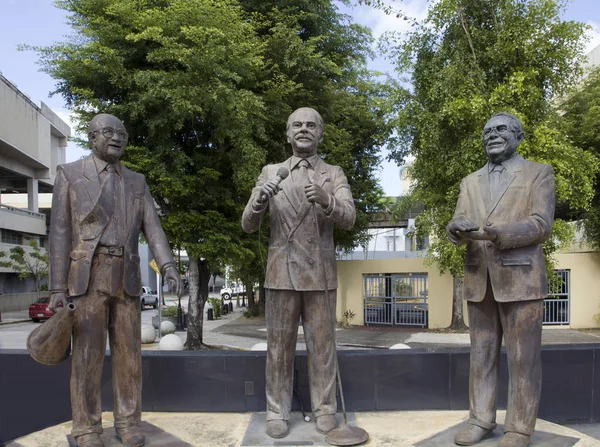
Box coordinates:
[347,0,430,39]
[585,20,600,54]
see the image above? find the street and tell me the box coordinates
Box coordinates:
[0,294,253,350]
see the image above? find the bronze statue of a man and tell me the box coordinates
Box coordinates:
[48,114,181,447]
[242,107,355,439]
[447,113,555,447]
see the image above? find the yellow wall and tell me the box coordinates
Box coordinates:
[336,251,600,329]
[555,251,600,329]
[336,258,454,328]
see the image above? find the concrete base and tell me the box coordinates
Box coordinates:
[241,412,358,446]
[415,422,579,447]
[5,410,599,447]
[66,421,192,446]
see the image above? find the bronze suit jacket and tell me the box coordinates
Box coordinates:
[448,154,555,303]
[49,155,175,297]
[242,157,355,291]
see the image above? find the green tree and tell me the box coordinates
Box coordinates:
[561,67,600,246]
[386,0,598,328]
[0,240,49,298]
[32,0,394,346]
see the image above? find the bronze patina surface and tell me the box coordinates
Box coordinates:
[242,108,356,439]
[48,114,181,447]
[447,113,556,447]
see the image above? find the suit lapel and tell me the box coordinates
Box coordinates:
[478,167,491,214]
[123,167,137,235]
[288,159,329,238]
[82,155,101,207]
[484,155,524,218]
[280,159,301,214]
[313,158,329,188]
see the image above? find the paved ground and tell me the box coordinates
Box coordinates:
[4,295,600,351]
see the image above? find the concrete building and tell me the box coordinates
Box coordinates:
[0,74,70,294]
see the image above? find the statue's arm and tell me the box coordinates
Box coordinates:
[490,164,555,250]
[324,166,355,230]
[49,166,72,294]
[447,178,473,246]
[140,179,176,274]
[242,166,269,234]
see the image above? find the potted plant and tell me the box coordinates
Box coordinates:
[151,305,180,329]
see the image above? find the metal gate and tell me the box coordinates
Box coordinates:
[364,273,428,327]
[544,269,570,325]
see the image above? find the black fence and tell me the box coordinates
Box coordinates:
[2,344,600,444]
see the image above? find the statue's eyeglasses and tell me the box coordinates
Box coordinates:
[94,127,128,140]
[483,124,511,136]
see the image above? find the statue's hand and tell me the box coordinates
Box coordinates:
[447,217,479,236]
[305,183,330,207]
[483,225,500,243]
[49,292,67,313]
[164,265,182,297]
[256,179,281,206]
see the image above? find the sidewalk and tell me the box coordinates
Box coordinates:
[4,298,600,350]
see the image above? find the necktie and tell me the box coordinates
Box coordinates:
[489,163,505,205]
[98,164,117,219]
[297,159,310,187]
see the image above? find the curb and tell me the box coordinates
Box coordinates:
[0,319,31,326]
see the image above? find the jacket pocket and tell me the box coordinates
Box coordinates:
[70,251,87,261]
[502,257,532,266]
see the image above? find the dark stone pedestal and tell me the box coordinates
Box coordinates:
[241,412,359,446]
[414,422,580,447]
[67,421,193,446]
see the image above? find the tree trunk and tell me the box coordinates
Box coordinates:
[258,279,266,316]
[186,256,211,349]
[35,276,40,299]
[449,275,468,330]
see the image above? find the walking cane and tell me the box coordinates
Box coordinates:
[313,204,369,446]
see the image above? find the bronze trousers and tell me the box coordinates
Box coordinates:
[70,254,142,438]
[466,278,543,436]
[265,289,337,422]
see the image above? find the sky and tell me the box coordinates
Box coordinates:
[1,0,599,196]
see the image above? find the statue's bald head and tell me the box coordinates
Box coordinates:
[88,113,128,163]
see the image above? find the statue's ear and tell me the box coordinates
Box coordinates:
[516,132,524,144]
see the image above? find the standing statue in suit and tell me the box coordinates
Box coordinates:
[48,114,181,447]
[447,113,555,447]
[242,107,355,439]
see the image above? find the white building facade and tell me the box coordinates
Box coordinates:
[0,74,70,293]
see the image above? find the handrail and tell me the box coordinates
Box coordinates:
[0,203,45,220]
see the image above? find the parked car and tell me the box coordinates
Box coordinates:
[140,286,158,311]
[29,296,55,322]
[221,285,246,300]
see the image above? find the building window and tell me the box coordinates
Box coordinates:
[39,237,47,248]
[1,230,23,245]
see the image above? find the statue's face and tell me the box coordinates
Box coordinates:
[89,115,128,163]
[287,108,323,158]
[482,115,523,163]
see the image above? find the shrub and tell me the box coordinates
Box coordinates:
[243,303,260,318]
[161,306,178,318]
[208,298,222,319]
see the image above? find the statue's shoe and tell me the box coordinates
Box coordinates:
[316,414,338,434]
[266,419,289,438]
[75,433,105,447]
[116,427,145,447]
[498,432,531,447]
[454,424,493,446]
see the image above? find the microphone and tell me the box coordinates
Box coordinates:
[260,166,290,202]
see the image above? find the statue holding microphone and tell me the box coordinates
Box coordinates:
[242,107,356,439]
